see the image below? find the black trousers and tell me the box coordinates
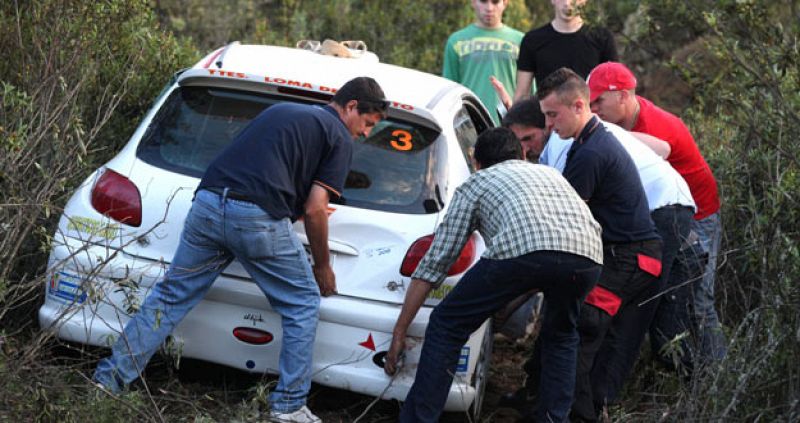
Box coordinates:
[571,238,662,422]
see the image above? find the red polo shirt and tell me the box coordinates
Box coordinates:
[633,96,720,219]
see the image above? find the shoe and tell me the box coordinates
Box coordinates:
[269,406,322,423]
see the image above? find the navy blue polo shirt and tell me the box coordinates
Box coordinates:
[198,103,353,221]
[563,116,658,243]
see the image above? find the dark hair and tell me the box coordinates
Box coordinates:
[473,127,522,168]
[502,97,545,129]
[536,67,589,106]
[332,76,388,116]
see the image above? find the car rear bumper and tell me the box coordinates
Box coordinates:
[39,238,485,411]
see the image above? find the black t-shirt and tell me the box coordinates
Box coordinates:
[563,116,658,244]
[518,23,618,87]
[198,103,352,221]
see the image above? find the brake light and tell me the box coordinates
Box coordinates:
[90,168,142,227]
[233,327,274,345]
[400,234,476,277]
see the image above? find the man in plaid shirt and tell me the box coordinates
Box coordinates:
[384,127,604,422]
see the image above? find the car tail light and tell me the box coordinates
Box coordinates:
[233,327,274,345]
[90,168,142,227]
[400,234,477,277]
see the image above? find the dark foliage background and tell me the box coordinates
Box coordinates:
[1,0,798,421]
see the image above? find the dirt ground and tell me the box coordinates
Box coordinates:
[299,334,530,422]
[168,333,532,422]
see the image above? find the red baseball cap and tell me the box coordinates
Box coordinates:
[588,62,637,102]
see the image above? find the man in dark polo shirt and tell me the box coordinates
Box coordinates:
[537,68,662,422]
[94,77,387,423]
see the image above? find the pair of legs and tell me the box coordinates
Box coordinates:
[590,205,695,406]
[571,239,662,421]
[399,251,601,423]
[93,189,320,413]
[691,212,727,361]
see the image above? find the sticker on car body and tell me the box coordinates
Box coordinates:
[456,346,470,373]
[66,216,119,239]
[48,271,88,304]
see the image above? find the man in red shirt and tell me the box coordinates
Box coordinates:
[587,62,727,369]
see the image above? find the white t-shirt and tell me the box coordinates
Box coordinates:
[539,120,696,212]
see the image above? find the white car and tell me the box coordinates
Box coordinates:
[39,42,497,417]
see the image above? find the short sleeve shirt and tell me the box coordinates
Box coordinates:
[602,121,696,213]
[633,96,720,219]
[518,23,618,89]
[198,103,352,221]
[563,117,659,243]
[442,24,524,124]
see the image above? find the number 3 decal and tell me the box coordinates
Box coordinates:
[390,129,413,151]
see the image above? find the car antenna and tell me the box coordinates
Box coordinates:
[215,41,241,69]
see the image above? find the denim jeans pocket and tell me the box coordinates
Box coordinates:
[233,220,301,259]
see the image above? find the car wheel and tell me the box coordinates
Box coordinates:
[469,321,493,421]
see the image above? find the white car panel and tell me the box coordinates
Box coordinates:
[39,42,494,415]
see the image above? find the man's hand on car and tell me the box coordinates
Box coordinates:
[313,263,337,296]
[384,333,405,376]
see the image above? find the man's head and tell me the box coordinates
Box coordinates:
[331,76,388,138]
[472,0,509,29]
[473,127,523,169]
[551,0,586,22]
[502,98,548,162]
[587,62,639,128]
[537,67,592,139]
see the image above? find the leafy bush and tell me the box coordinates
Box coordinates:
[613,1,800,420]
[1,0,798,421]
[0,1,194,419]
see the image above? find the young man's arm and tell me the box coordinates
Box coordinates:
[304,184,336,296]
[631,131,671,158]
[513,70,534,102]
[490,76,513,111]
[384,187,478,375]
[384,278,433,375]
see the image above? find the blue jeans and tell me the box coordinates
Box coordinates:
[691,212,727,360]
[399,251,601,423]
[94,189,320,413]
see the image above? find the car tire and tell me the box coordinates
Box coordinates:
[469,321,494,421]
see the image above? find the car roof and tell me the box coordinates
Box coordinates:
[187,43,464,113]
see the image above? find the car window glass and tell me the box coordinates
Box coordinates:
[453,106,479,172]
[136,86,442,214]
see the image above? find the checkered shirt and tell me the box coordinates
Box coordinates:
[412,160,603,287]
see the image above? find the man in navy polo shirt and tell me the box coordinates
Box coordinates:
[538,68,663,422]
[94,77,387,423]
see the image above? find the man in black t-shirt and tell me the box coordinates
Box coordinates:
[512,0,617,102]
[94,77,387,423]
[534,68,662,422]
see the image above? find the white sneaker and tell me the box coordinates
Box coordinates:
[269,406,322,423]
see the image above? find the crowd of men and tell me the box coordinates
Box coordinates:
[401,0,726,421]
[90,1,726,422]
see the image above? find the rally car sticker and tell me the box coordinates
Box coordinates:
[48,271,88,304]
[66,216,119,239]
[457,346,470,374]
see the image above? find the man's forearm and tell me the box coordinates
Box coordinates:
[393,279,434,337]
[513,70,534,102]
[304,208,330,266]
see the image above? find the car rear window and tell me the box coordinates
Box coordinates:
[136,85,443,214]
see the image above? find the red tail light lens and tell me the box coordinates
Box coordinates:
[90,168,142,227]
[233,327,274,345]
[400,234,477,277]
